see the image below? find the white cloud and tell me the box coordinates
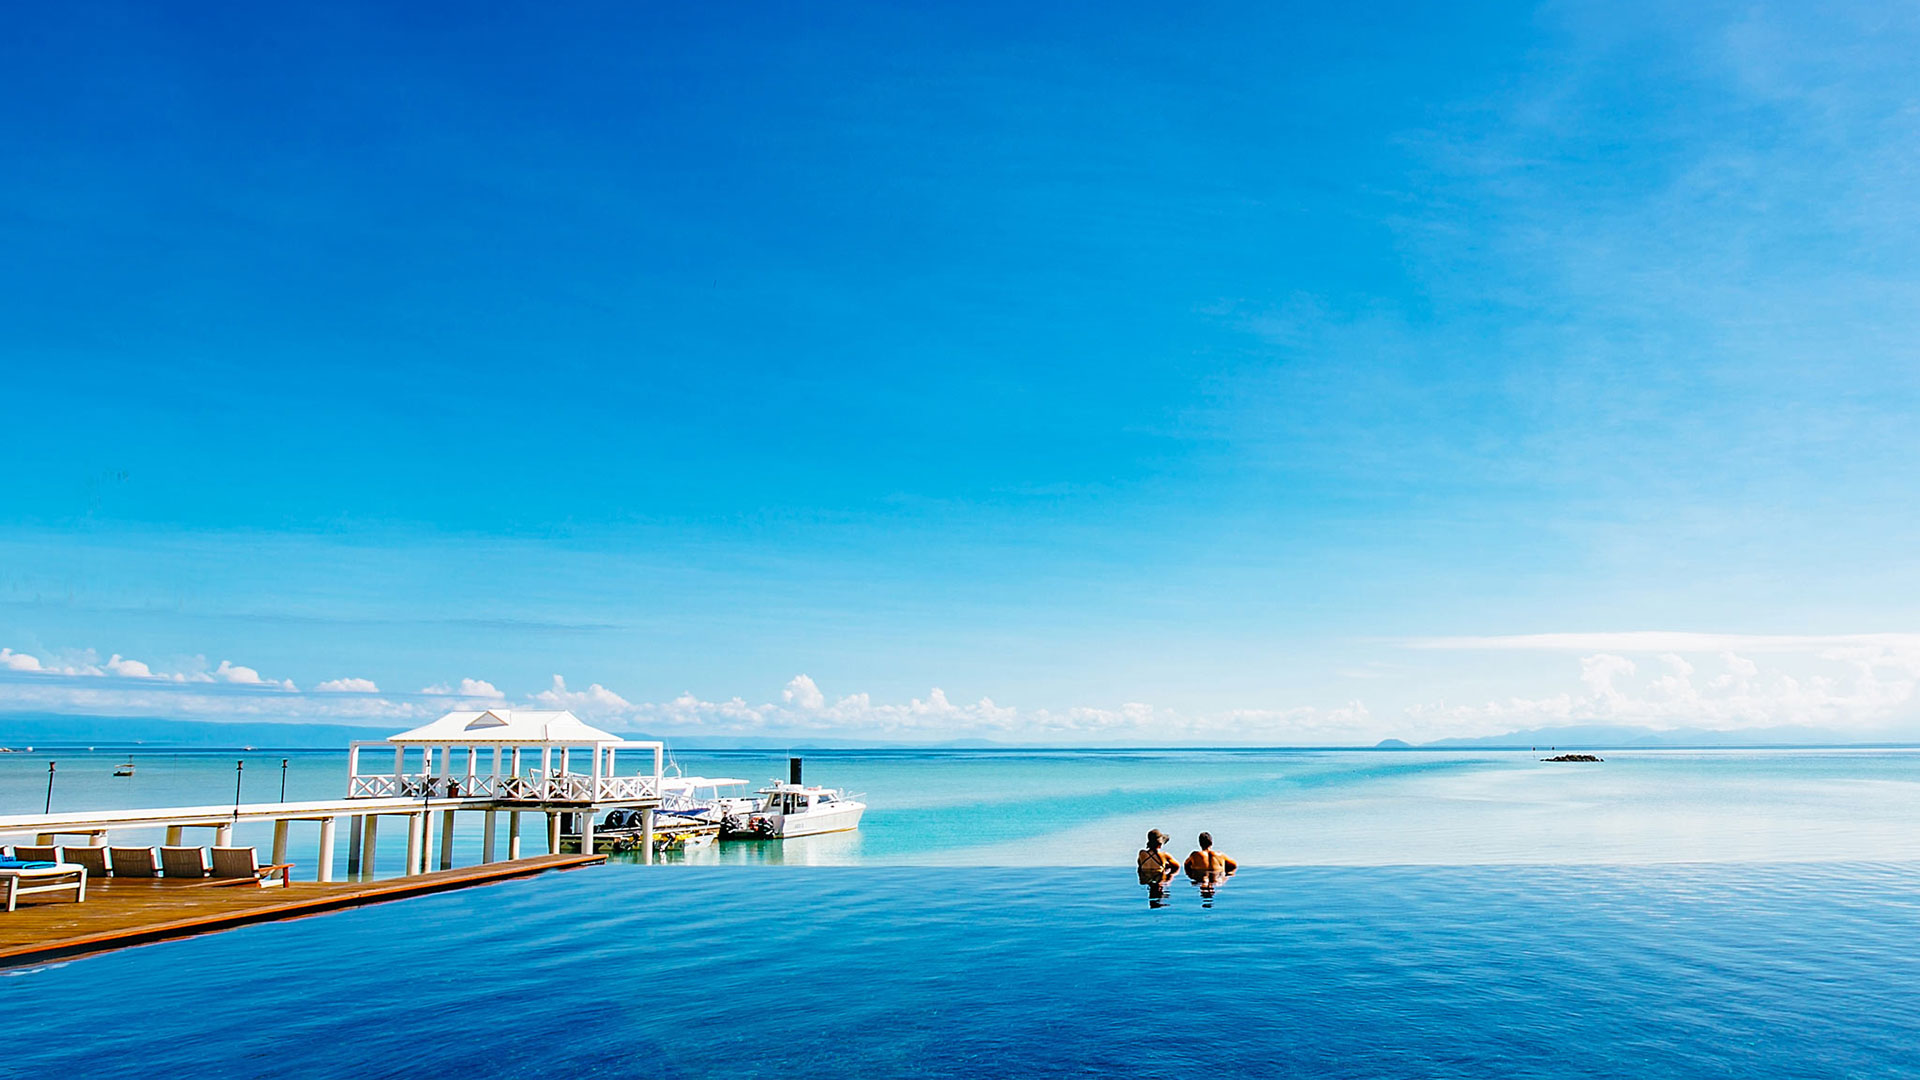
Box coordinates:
[1408,632,1920,656]
[315,677,380,693]
[1401,648,1920,739]
[213,659,297,691]
[534,675,633,718]
[105,654,155,678]
[422,678,505,699]
[782,674,826,710]
[0,648,43,672]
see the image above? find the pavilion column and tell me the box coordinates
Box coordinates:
[438,810,456,870]
[273,820,290,866]
[508,811,523,859]
[318,816,337,882]
[216,823,234,847]
[405,812,423,876]
[641,809,655,866]
[483,810,497,863]
[546,812,560,855]
[361,816,380,880]
[345,817,361,874]
[580,810,596,857]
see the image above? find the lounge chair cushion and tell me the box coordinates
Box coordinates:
[109,846,161,877]
[160,846,212,878]
[60,846,112,875]
[210,847,261,878]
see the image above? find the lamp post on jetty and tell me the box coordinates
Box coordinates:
[44,761,55,813]
[280,758,289,802]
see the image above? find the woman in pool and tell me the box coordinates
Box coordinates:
[1138,829,1178,883]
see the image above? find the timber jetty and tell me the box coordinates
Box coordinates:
[0,709,662,967]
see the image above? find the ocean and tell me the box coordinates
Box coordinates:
[4,748,1919,1077]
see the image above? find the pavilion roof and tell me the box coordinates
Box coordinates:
[386,709,626,745]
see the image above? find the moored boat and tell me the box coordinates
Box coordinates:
[723,781,865,839]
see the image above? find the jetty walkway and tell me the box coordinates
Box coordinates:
[0,852,606,968]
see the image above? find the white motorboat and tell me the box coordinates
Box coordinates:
[726,781,865,839]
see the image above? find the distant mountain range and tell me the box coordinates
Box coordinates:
[1378,723,1912,749]
[0,712,1009,751]
[3,712,1907,752]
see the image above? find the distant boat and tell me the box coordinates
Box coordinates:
[114,760,136,777]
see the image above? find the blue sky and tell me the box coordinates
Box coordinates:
[4,2,1919,742]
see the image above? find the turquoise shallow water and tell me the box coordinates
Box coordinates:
[6,747,1920,867]
[6,862,1920,1078]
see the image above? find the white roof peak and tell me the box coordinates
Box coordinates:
[388,709,630,745]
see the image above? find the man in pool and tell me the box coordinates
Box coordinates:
[1184,832,1237,885]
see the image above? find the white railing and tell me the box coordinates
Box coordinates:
[349,775,400,798]
[348,772,660,802]
[598,775,658,800]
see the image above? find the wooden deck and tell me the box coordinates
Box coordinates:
[0,853,607,968]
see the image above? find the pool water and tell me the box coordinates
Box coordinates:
[6,862,1919,1079]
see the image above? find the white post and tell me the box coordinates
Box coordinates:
[393,745,404,781]
[438,810,455,870]
[546,812,560,854]
[640,808,655,865]
[483,809,497,863]
[580,809,596,857]
[592,743,604,800]
[361,816,379,880]
[273,820,290,866]
[540,747,552,799]
[216,823,234,846]
[405,812,422,877]
[508,811,522,859]
[318,816,337,882]
[492,746,503,783]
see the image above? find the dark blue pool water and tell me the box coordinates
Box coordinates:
[6,862,1920,1078]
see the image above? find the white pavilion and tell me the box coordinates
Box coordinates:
[345,708,665,871]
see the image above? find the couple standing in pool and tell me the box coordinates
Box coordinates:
[1138,828,1237,906]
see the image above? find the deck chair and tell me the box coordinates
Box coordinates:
[109,846,161,877]
[60,845,111,876]
[211,846,293,887]
[11,845,58,863]
[160,846,212,879]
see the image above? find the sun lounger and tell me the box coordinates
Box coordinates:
[1,864,87,911]
[60,845,112,876]
[11,845,59,863]
[211,847,294,887]
[108,846,161,877]
[160,846,212,879]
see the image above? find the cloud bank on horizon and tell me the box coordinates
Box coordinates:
[3,634,1917,745]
